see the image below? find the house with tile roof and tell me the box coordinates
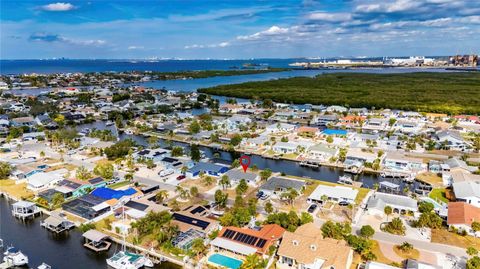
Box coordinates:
[210,224,285,258]
[276,223,353,269]
[447,202,480,235]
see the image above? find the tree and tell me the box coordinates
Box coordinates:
[155,190,169,204]
[147,136,159,148]
[398,241,413,252]
[202,175,214,186]
[260,169,272,181]
[300,212,313,224]
[219,175,231,190]
[415,212,443,229]
[230,159,240,168]
[0,162,12,179]
[384,217,405,235]
[175,186,190,200]
[467,256,480,269]
[190,238,206,260]
[418,201,434,213]
[190,144,201,162]
[472,222,480,233]
[171,146,183,157]
[321,221,351,240]
[265,202,273,214]
[360,225,375,239]
[189,120,201,134]
[384,206,393,221]
[214,190,228,208]
[190,186,199,198]
[93,162,114,180]
[236,179,248,196]
[240,254,267,269]
[230,134,243,146]
[280,188,299,205]
[76,166,91,181]
[467,247,479,257]
[51,193,65,208]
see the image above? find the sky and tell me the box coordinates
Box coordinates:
[1,0,479,59]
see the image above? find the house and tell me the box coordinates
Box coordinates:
[344,148,379,169]
[338,115,366,128]
[312,114,338,126]
[395,120,423,134]
[306,144,338,161]
[436,130,471,151]
[55,177,106,198]
[242,135,269,149]
[171,210,218,234]
[226,115,252,130]
[260,177,305,198]
[219,104,242,113]
[363,118,388,132]
[186,162,229,178]
[224,169,260,185]
[447,202,480,235]
[383,152,425,173]
[297,126,320,137]
[22,132,45,141]
[452,181,480,207]
[326,105,347,113]
[405,259,442,269]
[366,192,417,216]
[35,114,57,129]
[307,185,358,205]
[273,142,298,154]
[276,223,353,269]
[265,123,296,134]
[210,224,285,258]
[10,116,36,128]
[62,194,111,220]
[133,148,169,162]
[26,169,68,191]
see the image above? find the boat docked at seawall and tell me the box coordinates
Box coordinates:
[3,246,29,267]
[106,251,154,269]
[37,262,52,269]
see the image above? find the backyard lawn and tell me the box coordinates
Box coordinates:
[108,181,132,189]
[0,180,34,200]
[429,188,449,203]
[431,228,480,249]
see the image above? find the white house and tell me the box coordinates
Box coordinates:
[306,144,339,162]
[307,185,358,204]
[27,169,68,191]
[452,180,480,207]
[265,123,296,134]
[366,192,417,216]
[383,153,425,173]
[273,142,298,154]
[436,130,471,151]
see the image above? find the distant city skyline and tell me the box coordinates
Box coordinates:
[1,0,479,59]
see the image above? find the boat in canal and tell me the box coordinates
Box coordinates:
[106,206,154,269]
[3,246,29,267]
[38,262,52,269]
[337,175,354,185]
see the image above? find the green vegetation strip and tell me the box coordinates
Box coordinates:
[198,72,480,114]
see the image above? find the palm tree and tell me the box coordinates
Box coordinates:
[155,190,169,204]
[190,238,206,260]
[240,254,266,269]
[219,175,231,190]
[280,188,299,206]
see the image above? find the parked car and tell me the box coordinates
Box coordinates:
[107,177,121,185]
[159,168,174,177]
[338,201,350,206]
[176,175,186,181]
[307,203,318,213]
[256,191,269,200]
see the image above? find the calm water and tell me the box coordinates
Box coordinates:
[0,197,180,269]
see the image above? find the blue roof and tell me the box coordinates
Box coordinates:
[91,187,137,200]
[188,162,229,174]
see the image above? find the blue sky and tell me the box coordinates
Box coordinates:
[1,0,479,59]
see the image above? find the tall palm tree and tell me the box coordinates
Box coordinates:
[219,175,231,190]
[240,254,266,269]
[155,190,169,203]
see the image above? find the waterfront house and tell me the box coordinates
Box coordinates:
[383,152,425,173]
[273,142,298,154]
[452,181,480,207]
[10,116,36,129]
[307,185,358,205]
[41,212,75,233]
[223,168,260,185]
[242,135,269,149]
[226,115,252,131]
[186,162,229,178]
[133,148,170,163]
[363,118,389,132]
[35,114,57,129]
[210,224,285,258]
[26,169,68,192]
[366,192,417,216]
[171,208,219,249]
[447,202,480,235]
[344,148,379,171]
[219,104,242,114]
[259,177,305,198]
[55,177,106,199]
[312,114,338,126]
[306,144,338,162]
[276,223,353,269]
[62,194,112,220]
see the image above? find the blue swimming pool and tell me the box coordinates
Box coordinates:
[208,254,243,269]
[322,129,347,136]
[25,170,41,177]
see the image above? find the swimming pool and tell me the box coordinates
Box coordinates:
[208,254,243,269]
[26,170,42,177]
[323,129,348,136]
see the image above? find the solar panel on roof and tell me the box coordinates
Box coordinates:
[190,206,206,215]
[256,239,267,248]
[89,177,104,184]
[125,200,148,211]
[172,213,210,230]
[223,229,236,239]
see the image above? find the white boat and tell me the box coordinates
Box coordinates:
[124,129,134,135]
[0,238,3,248]
[3,246,29,267]
[106,120,114,126]
[106,206,153,269]
[38,262,52,269]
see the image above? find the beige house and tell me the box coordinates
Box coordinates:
[276,223,353,269]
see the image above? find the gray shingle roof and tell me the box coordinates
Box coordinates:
[260,177,305,191]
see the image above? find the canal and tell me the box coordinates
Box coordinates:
[0,197,180,269]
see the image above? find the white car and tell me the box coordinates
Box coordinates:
[159,169,174,177]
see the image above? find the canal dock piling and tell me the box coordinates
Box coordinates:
[11,201,41,220]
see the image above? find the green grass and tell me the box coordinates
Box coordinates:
[199,72,480,114]
[429,188,449,203]
[108,181,131,189]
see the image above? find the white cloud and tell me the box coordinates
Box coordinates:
[307,12,352,22]
[128,46,144,50]
[237,26,289,41]
[40,2,76,12]
[184,41,230,49]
